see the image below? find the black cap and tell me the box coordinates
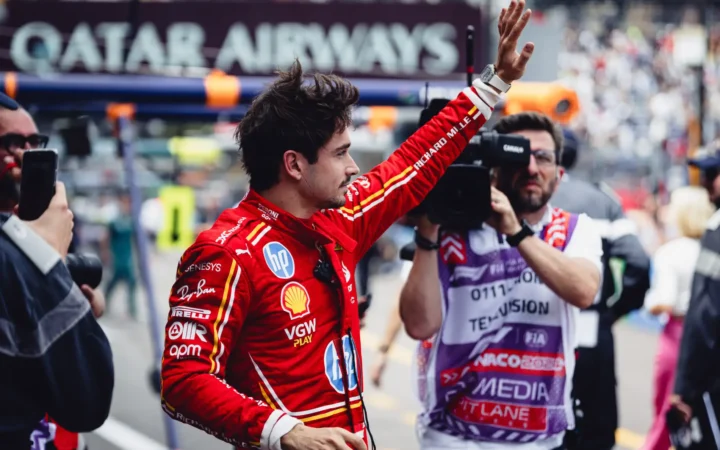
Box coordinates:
[0,91,18,110]
[688,141,720,170]
[561,128,579,170]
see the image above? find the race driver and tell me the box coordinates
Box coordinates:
[160,2,535,449]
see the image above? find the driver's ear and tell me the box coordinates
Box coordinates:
[283,150,304,182]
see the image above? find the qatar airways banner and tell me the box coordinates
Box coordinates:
[0,1,484,79]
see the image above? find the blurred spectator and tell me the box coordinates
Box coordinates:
[688,140,720,208]
[642,186,715,450]
[553,128,651,450]
[558,3,719,178]
[103,193,138,319]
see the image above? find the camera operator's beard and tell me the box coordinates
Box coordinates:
[499,176,556,214]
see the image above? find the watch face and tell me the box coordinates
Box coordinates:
[480,65,494,82]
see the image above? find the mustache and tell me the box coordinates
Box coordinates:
[340,178,352,187]
[515,176,540,186]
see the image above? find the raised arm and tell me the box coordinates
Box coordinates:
[326,0,535,257]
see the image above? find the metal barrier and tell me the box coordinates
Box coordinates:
[117,114,181,449]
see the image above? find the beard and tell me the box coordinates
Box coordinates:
[322,195,347,209]
[322,178,352,210]
[498,173,556,214]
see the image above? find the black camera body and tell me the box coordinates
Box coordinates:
[66,253,104,289]
[411,98,532,230]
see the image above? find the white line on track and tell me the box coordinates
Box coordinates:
[94,416,168,450]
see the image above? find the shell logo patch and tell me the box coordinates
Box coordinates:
[281,281,311,320]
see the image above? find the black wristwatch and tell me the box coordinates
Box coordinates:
[506,220,533,247]
[414,227,439,251]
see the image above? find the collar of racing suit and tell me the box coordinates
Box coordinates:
[242,189,358,253]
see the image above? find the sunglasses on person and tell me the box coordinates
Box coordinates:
[0,133,49,150]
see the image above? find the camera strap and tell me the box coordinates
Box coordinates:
[1,215,61,275]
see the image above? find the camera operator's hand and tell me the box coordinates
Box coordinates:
[487,187,522,236]
[20,182,74,258]
[417,215,440,241]
[494,0,535,83]
[81,285,106,319]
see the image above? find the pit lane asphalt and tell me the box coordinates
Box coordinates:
[84,250,656,450]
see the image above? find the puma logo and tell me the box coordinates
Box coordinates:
[235,245,252,258]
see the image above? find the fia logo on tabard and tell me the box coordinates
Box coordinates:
[263,241,295,279]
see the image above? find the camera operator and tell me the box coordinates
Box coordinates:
[550,129,651,450]
[400,112,603,450]
[0,101,112,449]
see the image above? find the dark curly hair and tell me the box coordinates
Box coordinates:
[235,60,360,192]
[493,111,564,164]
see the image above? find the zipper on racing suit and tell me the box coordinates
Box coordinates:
[315,242,376,449]
[333,283,376,450]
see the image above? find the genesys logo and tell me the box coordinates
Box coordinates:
[169,344,201,359]
[171,305,211,320]
[185,262,222,273]
[168,322,208,343]
[281,281,311,320]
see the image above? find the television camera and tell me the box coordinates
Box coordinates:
[409,98,532,230]
[407,26,533,231]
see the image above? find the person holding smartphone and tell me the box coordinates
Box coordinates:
[0,94,113,449]
[0,180,115,448]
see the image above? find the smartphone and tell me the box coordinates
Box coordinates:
[18,149,59,221]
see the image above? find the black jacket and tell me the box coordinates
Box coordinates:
[552,176,651,321]
[0,214,114,447]
[674,211,720,403]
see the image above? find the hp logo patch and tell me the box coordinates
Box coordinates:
[263,242,295,279]
[324,336,358,394]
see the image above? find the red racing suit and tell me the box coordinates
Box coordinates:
[160,80,502,449]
